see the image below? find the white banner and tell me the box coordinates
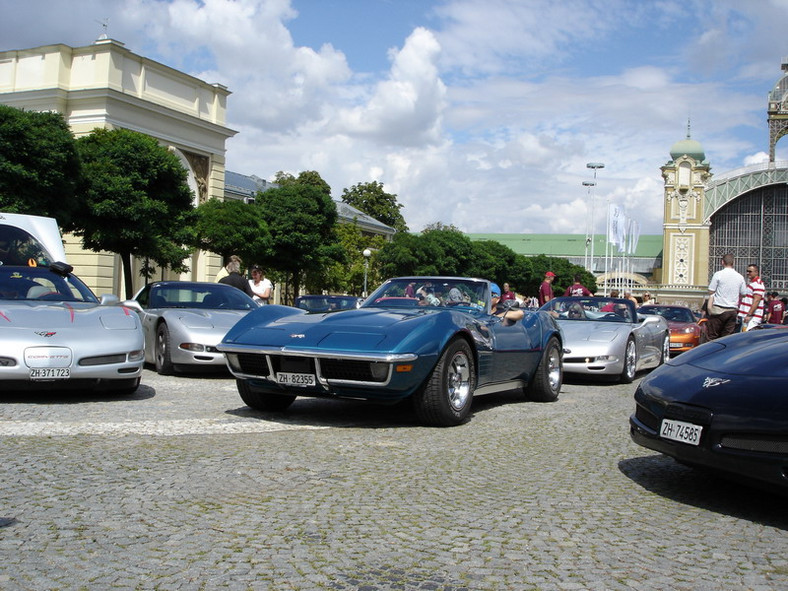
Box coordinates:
[608,204,623,247]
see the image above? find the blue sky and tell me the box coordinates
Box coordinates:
[3,0,788,237]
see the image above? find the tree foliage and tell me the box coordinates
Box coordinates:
[315,222,386,296]
[341,181,408,232]
[190,198,271,265]
[74,128,195,297]
[256,179,342,303]
[273,170,331,196]
[0,105,82,228]
[376,228,595,299]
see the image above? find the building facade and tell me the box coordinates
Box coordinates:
[0,38,236,295]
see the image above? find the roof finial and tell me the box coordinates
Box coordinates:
[686,117,691,139]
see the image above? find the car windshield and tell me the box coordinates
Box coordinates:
[0,266,98,302]
[362,278,487,310]
[296,296,360,313]
[640,306,695,323]
[149,285,257,311]
[540,297,636,323]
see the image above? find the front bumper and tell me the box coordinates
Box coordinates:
[630,389,788,490]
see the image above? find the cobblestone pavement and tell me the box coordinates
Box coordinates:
[0,368,786,591]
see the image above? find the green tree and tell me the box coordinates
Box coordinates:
[256,182,342,302]
[341,181,408,232]
[273,170,331,196]
[190,198,271,265]
[316,222,386,295]
[75,128,195,297]
[0,105,82,228]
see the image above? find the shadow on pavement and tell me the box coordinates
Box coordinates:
[0,382,156,404]
[619,454,788,530]
[225,388,539,430]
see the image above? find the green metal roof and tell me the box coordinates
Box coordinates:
[467,234,663,258]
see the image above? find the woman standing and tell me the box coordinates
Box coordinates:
[249,265,273,304]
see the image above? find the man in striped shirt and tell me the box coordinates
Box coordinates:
[738,264,765,331]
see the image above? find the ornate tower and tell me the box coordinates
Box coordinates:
[660,122,712,287]
[768,57,788,161]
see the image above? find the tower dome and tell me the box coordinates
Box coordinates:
[670,120,705,162]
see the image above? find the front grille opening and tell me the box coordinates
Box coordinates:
[79,354,126,366]
[721,436,788,454]
[321,359,388,382]
[237,353,270,376]
[665,403,713,425]
[272,356,314,374]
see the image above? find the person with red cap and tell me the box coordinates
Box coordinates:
[538,271,556,306]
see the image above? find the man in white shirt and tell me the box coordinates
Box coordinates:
[706,253,746,340]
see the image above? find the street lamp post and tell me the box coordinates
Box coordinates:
[586,162,605,275]
[582,180,596,272]
[362,248,371,297]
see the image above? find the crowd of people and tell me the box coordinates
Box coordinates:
[213,255,786,336]
[704,253,786,341]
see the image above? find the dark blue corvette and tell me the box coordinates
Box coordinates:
[218,277,563,426]
[630,328,788,490]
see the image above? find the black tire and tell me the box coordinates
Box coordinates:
[413,339,475,427]
[620,337,637,383]
[526,336,562,402]
[660,333,670,364]
[237,379,296,412]
[155,323,174,375]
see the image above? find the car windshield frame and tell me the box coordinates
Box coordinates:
[361,277,489,312]
[146,283,258,311]
[0,266,98,303]
[539,296,637,323]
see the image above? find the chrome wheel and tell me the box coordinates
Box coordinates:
[446,350,472,411]
[620,338,637,383]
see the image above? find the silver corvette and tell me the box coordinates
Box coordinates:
[0,262,145,393]
[0,212,144,394]
[540,296,669,383]
[124,281,258,374]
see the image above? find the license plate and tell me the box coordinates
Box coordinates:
[30,368,70,380]
[276,372,316,387]
[669,343,682,348]
[660,418,702,446]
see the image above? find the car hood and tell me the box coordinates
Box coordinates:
[556,320,629,343]
[0,301,139,331]
[166,309,251,330]
[667,329,788,378]
[223,306,446,353]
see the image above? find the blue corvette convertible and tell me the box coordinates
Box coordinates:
[218,277,563,426]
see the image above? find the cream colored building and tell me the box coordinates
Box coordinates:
[658,126,712,297]
[0,37,236,296]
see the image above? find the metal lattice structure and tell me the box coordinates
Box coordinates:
[707,177,788,289]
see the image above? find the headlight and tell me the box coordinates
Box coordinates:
[128,350,145,362]
[180,343,206,352]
